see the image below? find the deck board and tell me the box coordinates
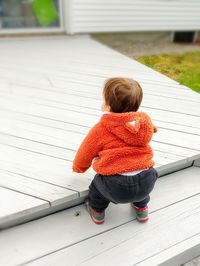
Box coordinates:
[0,36,200,228]
[47,194,200,266]
[0,169,78,206]
[25,195,200,266]
[0,186,48,227]
[0,167,200,266]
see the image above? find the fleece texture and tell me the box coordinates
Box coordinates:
[72,111,157,175]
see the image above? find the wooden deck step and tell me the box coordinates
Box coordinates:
[0,36,200,229]
[0,166,200,266]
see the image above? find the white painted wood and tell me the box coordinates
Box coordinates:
[0,107,88,134]
[0,96,199,141]
[135,234,200,266]
[0,38,178,85]
[75,195,200,266]
[66,0,200,33]
[0,94,199,136]
[151,141,197,159]
[1,76,199,119]
[0,112,196,172]
[0,139,190,198]
[0,28,64,35]
[0,144,92,193]
[0,94,199,138]
[152,120,200,135]
[0,133,75,161]
[2,79,200,112]
[31,195,200,266]
[194,158,200,167]
[143,95,200,117]
[8,78,199,104]
[0,36,199,228]
[0,186,48,227]
[0,96,99,128]
[152,128,200,152]
[0,167,200,266]
[0,131,187,169]
[143,107,200,131]
[0,135,194,179]
[1,112,199,160]
[0,56,177,81]
[0,169,78,206]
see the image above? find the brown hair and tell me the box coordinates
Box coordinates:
[103,77,143,113]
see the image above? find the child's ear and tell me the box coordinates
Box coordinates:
[153,126,158,133]
[102,102,111,112]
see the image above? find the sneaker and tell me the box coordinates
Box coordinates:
[132,204,149,223]
[85,200,105,224]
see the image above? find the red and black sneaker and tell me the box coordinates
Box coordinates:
[131,204,149,223]
[85,201,105,224]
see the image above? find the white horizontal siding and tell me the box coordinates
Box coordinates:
[66,0,200,33]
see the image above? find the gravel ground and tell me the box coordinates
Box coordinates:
[92,32,200,59]
[92,32,200,266]
[183,257,200,266]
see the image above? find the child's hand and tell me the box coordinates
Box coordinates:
[153,126,158,133]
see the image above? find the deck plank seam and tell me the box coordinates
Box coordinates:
[5,84,199,103]
[3,85,200,108]
[131,232,200,266]
[0,168,79,193]
[9,78,197,99]
[0,136,192,162]
[6,82,200,103]
[1,130,198,155]
[0,142,70,162]
[0,184,51,205]
[1,102,200,134]
[2,92,200,123]
[2,92,200,119]
[153,140,200,152]
[17,192,200,266]
[0,107,91,128]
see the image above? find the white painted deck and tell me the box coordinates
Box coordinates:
[1,166,200,266]
[0,35,200,232]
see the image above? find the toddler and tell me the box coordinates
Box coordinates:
[73,77,158,224]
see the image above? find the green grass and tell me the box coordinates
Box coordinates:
[137,51,200,93]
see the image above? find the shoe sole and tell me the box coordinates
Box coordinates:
[137,217,149,223]
[131,203,149,223]
[91,217,104,225]
[85,201,105,225]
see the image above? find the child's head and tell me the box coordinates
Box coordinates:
[102,77,143,113]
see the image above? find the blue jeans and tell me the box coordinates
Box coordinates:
[88,167,158,212]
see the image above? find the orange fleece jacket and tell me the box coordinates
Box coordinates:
[72,111,157,175]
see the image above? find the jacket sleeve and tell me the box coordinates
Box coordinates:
[72,123,103,173]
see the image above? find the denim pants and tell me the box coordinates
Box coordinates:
[88,167,158,212]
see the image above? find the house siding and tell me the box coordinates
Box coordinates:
[65,0,200,34]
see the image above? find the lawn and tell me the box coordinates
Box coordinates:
[137,51,200,93]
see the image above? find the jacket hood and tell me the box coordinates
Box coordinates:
[100,111,157,146]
